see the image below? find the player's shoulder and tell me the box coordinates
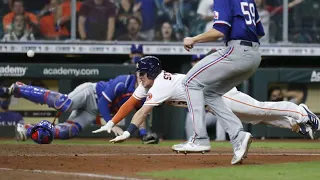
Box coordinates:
[153,71,180,88]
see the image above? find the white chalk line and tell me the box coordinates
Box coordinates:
[0,168,151,180]
[1,152,320,157]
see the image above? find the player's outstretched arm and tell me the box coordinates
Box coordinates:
[92,96,141,134]
[109,105,154,143]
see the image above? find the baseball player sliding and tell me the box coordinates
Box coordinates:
[10,73,159,144]
[93,56,319,163]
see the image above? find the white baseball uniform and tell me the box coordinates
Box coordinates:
[133,71,308,130]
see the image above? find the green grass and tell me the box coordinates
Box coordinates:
[139,161,320,180]
[1,139,320,149]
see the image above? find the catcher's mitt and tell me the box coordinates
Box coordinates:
[142,133,159,144]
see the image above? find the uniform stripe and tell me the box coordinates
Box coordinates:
[102,91,112,102]
[222,95,308,117]
[185,47,234,141]
[213,20,231,27]
[133,93,142,100]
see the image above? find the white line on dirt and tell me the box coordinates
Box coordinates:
[0,168,150,180]
[1,152,320,157]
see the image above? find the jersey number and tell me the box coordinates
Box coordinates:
[164,72,172,80]
[240,2,256,26]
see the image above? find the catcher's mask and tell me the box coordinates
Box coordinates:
[31,120,55,144]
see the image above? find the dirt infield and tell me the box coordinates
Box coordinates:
[1,140,320,180]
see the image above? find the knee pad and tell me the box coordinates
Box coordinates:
[47,93,72,112]
[55,121,82,140]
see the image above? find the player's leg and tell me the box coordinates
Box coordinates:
[185,112,194,140]
[183,47,259,143]
[222,87,315,138]
[185,45,261,163]
[223,87,309,124]
[205,113,227,141]
[9,82,72,112]
[16,109,96,141]
[9,82,97,112]
[55,110,95,139]
[66,82,97,110]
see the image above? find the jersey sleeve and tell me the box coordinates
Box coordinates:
[133,83,148,100]
[102,76,128,102]
[212,0,232,34]
[144,80,172,106]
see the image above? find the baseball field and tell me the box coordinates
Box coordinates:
[1,138,320,180]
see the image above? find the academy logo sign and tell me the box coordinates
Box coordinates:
[0,65,27,77]
[43,67,99,76]
[310,70,320,82]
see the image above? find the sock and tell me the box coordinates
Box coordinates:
[139,128,147,137]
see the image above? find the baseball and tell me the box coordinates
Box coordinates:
[27,50,35,57]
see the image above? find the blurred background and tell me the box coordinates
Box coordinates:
[0,0,320,141]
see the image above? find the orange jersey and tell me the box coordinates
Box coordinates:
[39,14,70,37]
[3,12,38,32]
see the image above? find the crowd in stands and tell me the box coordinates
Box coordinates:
[0,0,319,43]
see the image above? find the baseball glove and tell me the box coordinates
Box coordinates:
[141,133,159,144]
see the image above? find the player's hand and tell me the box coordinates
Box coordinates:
[109,131,130,143]
[184,37,195,51]
[111,125,124,136]
[92,120,114,134]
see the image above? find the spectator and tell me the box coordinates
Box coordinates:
[196,0,214,33]
[3,0,39,33]
[115,0,139,39]
[155,0,184,36]
[78,0,116,41]
[185,54,226,141]
[283,84,308,105]
[117,16,145,41]
[255,0,271,43]
[2,14,35,41]
[39,0,70,40]
[0,87,24,126]
[155,21,177,42]
[268,86,284,102]
[8,0,49,14]
[263,0,304,42]
[134,0,156,41]
[124,44,144,65]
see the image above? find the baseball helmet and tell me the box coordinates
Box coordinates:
[30,120,55,144]
[136,56,162,80]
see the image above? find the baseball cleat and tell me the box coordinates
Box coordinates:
[231,132,252,165]
[293,123,316,140]
[171,142,211,154]
[300,104,320,131]
[16,123,27,141]
[8,82,25,96]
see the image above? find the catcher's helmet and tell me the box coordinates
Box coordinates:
[31,120,55,144]
[136,56,162,80]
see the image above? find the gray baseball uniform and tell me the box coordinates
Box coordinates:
[183,0,265,149]
[184,42,261,148]
[66,82,98,128]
